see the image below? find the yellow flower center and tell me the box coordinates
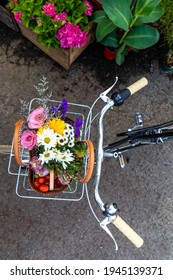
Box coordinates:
[48,118,66,135]
[44,137,51,144]
[44,152,50,158]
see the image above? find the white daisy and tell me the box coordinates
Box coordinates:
[57,135,68,146]
[59,150,74,169]
[37,128,57,150]
[63,128,70,137]
[52,149,63,162]
[39,149,55,164]
[66,124,74,134]
[68,141,74,147]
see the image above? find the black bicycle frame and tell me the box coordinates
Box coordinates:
[103,122,173,153]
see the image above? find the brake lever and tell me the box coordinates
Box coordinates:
[100,216,118,251]
[100,202,120,251]
[100,77,118,103]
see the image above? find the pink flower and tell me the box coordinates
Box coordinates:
[58,174,71,185]
[14,11,22,22]
[54,12,67,22]
[30,156,49,177]
[21,130,37,151]
[56,22,87,48]
[42,3,57,18]
[55,174,71,186]
[28,107,48,129]
[84,1,93,16]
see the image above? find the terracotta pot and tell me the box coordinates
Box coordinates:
[103,47,116,60]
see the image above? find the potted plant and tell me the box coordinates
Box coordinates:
[91,0,164,65]
[158,0,173,73]
[9,0,94,69]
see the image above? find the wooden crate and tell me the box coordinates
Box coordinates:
[17,21,95,70]
[0,3,19,31]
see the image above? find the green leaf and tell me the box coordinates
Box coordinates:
[96,18,116,42]
[90,10,107,23]
[33,25,43,34]
[116,43,127,65]
[102,0,132,31]
[134,0,161,16]
[23,18,30,28]
[101,31,119,48]
[135,6,164,24]
[124,25,160,49]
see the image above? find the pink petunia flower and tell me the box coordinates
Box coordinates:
[28,107,48,129]
[56,22,87,48]
[14,11,22,22]
[84,1,93,16]
[42,3,57,18]
[21,130,37,150]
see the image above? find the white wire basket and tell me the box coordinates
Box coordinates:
[8,98,93,201]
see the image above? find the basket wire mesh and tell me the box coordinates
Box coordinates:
[8,98,92,201]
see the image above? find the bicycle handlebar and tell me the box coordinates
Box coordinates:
[94,77,148,249]
[111,77,148,106]
[127,77,148,95]
[112,215,144,248]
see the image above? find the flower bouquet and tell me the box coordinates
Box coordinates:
[13,98,94,194]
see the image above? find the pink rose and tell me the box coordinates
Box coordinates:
[28,107,48,129]
[21,130,36,150]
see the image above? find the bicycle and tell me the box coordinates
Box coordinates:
[87,76,173,251]
[8,76,173,252]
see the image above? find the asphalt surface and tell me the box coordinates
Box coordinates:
[0,21,173,260]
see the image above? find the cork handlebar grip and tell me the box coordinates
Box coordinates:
[127,77,148,95]
[112,215,144,248]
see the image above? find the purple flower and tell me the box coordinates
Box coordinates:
[51,99,68,118]
[30,156,49,177]
[60,98,68,119]
[73,118,83,138]
[51,105,60,116]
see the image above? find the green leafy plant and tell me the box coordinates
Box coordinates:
[159,0,173,67]
[9,0,93,49]
[91,0,164,65]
